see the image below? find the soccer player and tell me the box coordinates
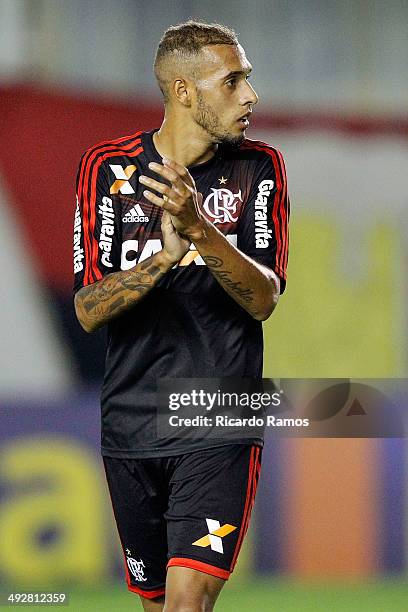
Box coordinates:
[73,20,289,612]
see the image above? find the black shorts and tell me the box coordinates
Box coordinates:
[103,444,262,599]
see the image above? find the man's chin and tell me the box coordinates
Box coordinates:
[216,132,246,148]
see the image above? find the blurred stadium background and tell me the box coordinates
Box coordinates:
[0,1,407,610]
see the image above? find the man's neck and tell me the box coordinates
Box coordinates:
[153,115,218,168]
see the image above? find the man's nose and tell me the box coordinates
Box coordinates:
[243,81,259,106]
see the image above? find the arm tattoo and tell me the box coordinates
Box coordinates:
[75,254,168,329]
[202,255,260,317]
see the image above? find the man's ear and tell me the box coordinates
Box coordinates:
[173,78,192,107]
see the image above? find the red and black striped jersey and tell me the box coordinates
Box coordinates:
[73,129,289,457]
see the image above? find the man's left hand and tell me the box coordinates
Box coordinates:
[139,159,206,240]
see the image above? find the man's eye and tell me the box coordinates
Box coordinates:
[226,79,237,87]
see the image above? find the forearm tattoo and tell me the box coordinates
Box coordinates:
[75,256,166,329]
[202,255,260,317]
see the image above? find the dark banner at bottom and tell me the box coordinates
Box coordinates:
[156,378,407,439]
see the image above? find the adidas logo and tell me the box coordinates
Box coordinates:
[122,204,149,224]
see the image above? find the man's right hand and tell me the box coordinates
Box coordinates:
[161,209,191,264]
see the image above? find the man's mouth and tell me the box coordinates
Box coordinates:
[238,112,252,127]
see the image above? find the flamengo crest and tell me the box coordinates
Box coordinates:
[125,549,147,582]
[203,188,242,224]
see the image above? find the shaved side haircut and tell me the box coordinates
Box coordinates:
[154,20,239,102]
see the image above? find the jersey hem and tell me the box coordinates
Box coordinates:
[101,438,263,459]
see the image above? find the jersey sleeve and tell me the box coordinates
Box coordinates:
[73,153,121,294]
[237,146,290,293]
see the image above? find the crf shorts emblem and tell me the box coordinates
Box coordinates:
[125,549,147,582]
